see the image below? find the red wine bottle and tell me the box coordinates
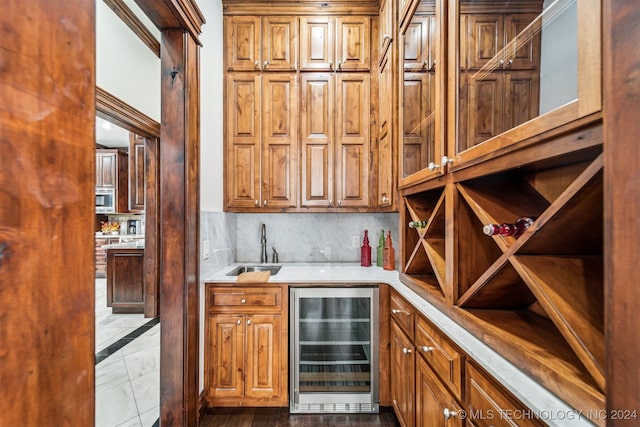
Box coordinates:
[408,220,428,229]
[483,217,536,237]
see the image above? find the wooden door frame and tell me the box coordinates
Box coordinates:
[132,1,205,426]
[96,86,161,318]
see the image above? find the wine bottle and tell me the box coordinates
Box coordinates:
[376,229,385,267]
[483,216,536,238]
[383,230,395,271]
[360,230,372,267]
[408,220,428,229]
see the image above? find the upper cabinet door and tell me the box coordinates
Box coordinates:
[262,16,298,70]
[300,17,335,71]
[225,16,261,71]
[336,17,370,71]
[225,73,262,209]
[300,73,335,208]
[261,73,298,209]
[335,73,370,208]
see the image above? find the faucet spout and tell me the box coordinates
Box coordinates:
[260,224,268,263]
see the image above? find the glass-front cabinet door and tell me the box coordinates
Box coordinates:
[398,0,446,187]
[450,0,601,169]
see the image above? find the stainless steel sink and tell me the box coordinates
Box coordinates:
[225,265,282,276]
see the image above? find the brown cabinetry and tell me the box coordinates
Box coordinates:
[205,285,288,407]
[299,70,370,209]
[299,16,370,71]
[106,248,144,313]
[397,0,604,423]
[128,134,145,212]
[225,15,297,71]
[96,149,129,213]
[224,72,297,210]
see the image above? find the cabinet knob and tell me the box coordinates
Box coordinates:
[263,61,269,67]
[337,60,342,69]
[381,195,389,203]
[254,61,259,68]
[383,34,391,40]
[328,200,333,207]
[247,319,251,325]
[402,347,412,355]
[254,200,259,206]
[263,200,267,206]
[507,59,513,65]
[329,60,333,70]
[240,298,246,304]
[236,319,241,325]
[499,59,505,65]
[422,346,435,353]
[338,200,342,207]
[441,156,454,167]
[428,162,440,171]
[391,309,401,314]
[431,60,436,71]
[443,408,459,419]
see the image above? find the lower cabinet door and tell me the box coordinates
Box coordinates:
[245,314,282,400]
[209,314,245,399]
[416,356,464,427]
[391,321,415,427]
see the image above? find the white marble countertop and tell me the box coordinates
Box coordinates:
[102,242,145,249]
[204,262,596,427]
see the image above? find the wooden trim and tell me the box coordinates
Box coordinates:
[134,0,205,43]
[102,0,160,57]
[96,86,160,138]
[603,0,640,422]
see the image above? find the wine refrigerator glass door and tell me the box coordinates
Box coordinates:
[290,286,379,413]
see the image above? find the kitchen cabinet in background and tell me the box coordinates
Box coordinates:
[128,134,146,212]
[96,149,129,213]
[95,236,119,278]
[106,248,144,314]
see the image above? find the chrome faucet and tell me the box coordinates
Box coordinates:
[260,224,268,263]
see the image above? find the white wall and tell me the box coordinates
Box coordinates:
[199,0,225,212]
[96,0,161,121]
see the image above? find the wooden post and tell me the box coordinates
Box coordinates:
[603,1,640,424]
[159,29,201,426]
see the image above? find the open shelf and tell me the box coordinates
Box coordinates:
[513,255,604,391]
[458,258,537,309]
[460,308,605,416]
[401,187,447,299]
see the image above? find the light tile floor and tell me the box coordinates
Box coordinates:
[95,278,159,427]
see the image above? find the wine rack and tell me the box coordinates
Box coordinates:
[399,150,605,420]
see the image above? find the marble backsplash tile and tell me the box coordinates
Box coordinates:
[200,211,236,277]
[236,213,399,264]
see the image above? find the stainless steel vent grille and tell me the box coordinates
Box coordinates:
[292,402,378,413]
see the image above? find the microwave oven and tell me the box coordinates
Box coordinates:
[95,187,115,213]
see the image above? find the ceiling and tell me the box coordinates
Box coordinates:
[96,116,130,148]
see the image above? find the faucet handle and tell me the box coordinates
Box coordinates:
[272,247,279,263]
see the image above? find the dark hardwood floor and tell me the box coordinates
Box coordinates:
[201,407,400,427]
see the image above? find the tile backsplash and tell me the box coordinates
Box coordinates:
[236,213,399,264]
[200,211,399,274]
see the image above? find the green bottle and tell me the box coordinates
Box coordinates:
[376,229,385,267]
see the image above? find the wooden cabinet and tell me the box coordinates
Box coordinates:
[224,72,297,210]
[205,285,288,407]
[299,16,370,71]
[416,356,464,427]
[299,72,370,209]
[225,16,297,71]
[396,1,604,422]
[96,149,129,213]
[391,321,415,427]
[106,248,144,313]
[128,134,145,212]
[466,361,542,427]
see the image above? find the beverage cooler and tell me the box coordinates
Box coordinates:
[290,286,379,413]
